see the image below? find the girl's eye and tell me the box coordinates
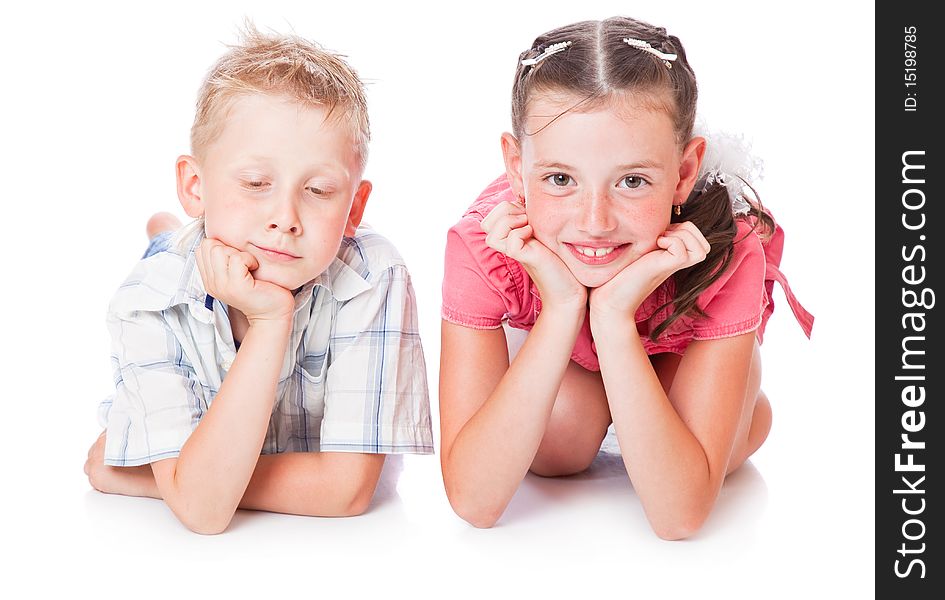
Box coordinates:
[243,180,268,189]
[547,173,574,187]
[619,175,647,189]
[307,186,327,196]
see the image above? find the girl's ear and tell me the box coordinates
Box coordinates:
[674,136,707,205]
[176,155,205,218]
[344,179,372,237]
[501,132,526,199]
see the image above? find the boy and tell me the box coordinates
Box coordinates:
[83,27,432,534]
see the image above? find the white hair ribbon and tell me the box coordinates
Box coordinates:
[689,124,764,216]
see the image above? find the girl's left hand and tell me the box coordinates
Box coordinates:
[590,221,710,317]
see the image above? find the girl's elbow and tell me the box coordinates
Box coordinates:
[650,509,710,541]
[445,488,502,528]
[456,503,501,529]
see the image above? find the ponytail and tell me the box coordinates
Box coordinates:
[649,181,774,340]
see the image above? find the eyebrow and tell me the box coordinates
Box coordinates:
[533,159,665,171]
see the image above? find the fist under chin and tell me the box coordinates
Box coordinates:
[250,264,308,293]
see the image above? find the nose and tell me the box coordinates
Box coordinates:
[576,189,617,235]
[267,192,302,235]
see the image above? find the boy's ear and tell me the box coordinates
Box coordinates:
[176,155,205,218]
[344,179,372,237]
[500,132,526,200]
[674,137,707,205]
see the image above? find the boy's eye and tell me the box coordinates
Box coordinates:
[307,186,327,196]
[243,180,268,189]
[547,173,574,187]
[619,175,647,189]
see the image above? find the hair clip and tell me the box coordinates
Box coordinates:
[521,41,572,66]
[622,37,677,69]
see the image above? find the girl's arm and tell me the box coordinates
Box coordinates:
[589,220,753,539]
[591,316,756,540]
[439,199,587,528]
[86,436,385,518]
[439,307,583,528]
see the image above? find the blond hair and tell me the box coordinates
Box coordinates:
[191,24,370,171]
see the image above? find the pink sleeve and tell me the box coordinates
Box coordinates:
[441,216,525,329]
[690,223,767,340]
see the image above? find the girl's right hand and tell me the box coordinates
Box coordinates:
[196,238,295,327]
[481,200,587,311]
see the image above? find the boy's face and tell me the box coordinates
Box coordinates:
[179,93,370,291]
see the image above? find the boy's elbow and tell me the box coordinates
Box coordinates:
[339,482,375,517]
[165,492,235,534]
[316,459,382,517]
[175,508,233,535]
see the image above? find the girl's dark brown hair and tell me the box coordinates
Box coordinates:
[512,16,774,339]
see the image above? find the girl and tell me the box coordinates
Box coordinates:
[438,16,813,539]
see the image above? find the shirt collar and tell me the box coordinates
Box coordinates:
[312,255,373,302]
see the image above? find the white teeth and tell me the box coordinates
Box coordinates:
[576,246,615,258]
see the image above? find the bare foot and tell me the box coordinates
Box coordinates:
[146,212,182,239]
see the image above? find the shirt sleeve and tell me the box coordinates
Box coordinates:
[441,215,521,329]
[319,264,433,454]
[102,309,204,466]
[690,225,768,341]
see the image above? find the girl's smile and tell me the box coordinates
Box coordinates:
[507,93,687,288]
[564,241,630,265]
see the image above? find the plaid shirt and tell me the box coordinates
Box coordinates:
[99,221,433,466]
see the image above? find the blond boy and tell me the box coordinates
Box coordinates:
[84,28,432,534]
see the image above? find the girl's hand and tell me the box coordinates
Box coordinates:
[196,238,295,327]
[481,199,587,311]
[590,221,710,317]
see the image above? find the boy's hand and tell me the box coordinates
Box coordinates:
[196,238,295,326]
[84,431,109,491]
[590,221,710,317]
[481,200,587,312]
[85,431,157,497]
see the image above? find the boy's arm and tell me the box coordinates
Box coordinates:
[98,314,290,533]
[151,316,291,534]
[240,452,384,516]
[87,431,384,517]
[146,240,296,534]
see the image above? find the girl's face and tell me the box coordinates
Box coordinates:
[504,93,704,288]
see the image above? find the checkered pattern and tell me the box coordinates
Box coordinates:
[99,221,433,466]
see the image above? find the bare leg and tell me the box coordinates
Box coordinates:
[516,326,769,478]
[529,359,611,477]
[501,325,611,477]
[146,212,182,238]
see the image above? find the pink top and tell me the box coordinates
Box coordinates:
[441,176,814,371]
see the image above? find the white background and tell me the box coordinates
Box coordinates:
[1,1,874,597]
